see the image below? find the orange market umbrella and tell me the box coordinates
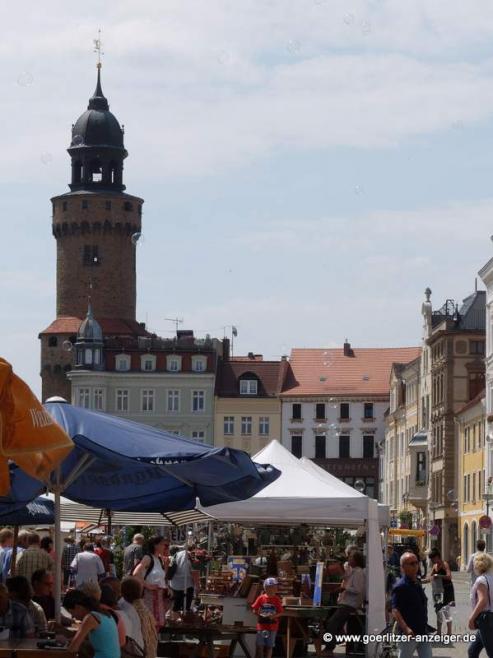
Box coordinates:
[0,358,73,496]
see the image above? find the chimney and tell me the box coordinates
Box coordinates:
[248,352,255,360]
[343,339,353,357]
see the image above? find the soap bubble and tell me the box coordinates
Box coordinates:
[343,13,355,25]
[216,49,233,65]
[131,232,142,245]
[17,71,34,86]
[361,20,372,35]
[286,40,301,54]
[72,134,84,147]
[62,340,73,352]
[40,152,53,165]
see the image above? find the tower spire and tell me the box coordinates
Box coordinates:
[89,30,108,111]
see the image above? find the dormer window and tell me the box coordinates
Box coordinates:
[141,355,156,372]
[167,355,182,372]
[116,354,131,372]
[191,356,207,373]
[240,379,258,395]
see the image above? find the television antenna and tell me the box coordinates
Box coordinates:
[164,317,184,332]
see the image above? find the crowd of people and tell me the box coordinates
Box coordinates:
[387,538,493,658]
[0,529,200,658]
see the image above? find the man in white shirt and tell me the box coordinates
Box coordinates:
[70,542,105,587]
[467,539,486,585]
[119,577,145,651]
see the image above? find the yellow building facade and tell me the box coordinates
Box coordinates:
[214,357,285,455]
[457,392,486,568]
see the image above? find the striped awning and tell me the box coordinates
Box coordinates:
[59,503,212,527]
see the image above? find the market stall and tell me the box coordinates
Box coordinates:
[200,441,387,656]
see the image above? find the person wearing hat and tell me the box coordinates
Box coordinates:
[252,577,283,658]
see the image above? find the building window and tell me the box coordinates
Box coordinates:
[192,356,207,372]
[167,390,180,412]
[124,201,133,212]
[364,402,374,419]
[48,336,58,347]
[239,379,258,395]
[141,355,156,372]
[339,435,350,458]
[62,201,68,211]
[470,340,485,355]
[192,390,205,413]
[292,403,302,420]
[116,354,130,372]
[259,417,270,436]
[105,201,112,210]
[315,403,326,420]
[78,388,90,409]
[291,436,302,458]
[83,245,100,266]
[241,417,252,435]
[315,435,326,459]
[116,389,129,413]
[93,388,104,411]
[141,389,154,412]
[224,416,234,435]
[416,451,426,483]
[340,403,350,420]
[167,355,181,372]
[82,200,88,209]
[192,430,205,443]
[363,435,374,459]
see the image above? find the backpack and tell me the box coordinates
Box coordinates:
[133,554,164,580]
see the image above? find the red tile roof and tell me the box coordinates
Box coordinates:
[39,317,149,337]
[216,359,284,397]
[282,346,421,397]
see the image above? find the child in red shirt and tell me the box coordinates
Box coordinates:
[252,577,283,658]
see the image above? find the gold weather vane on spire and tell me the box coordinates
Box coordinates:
[93,29,103,69]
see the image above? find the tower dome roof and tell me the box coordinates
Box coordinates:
[77,303,103,343]
[70,68,125,151]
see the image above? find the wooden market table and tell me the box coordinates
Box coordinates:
[159,623,257,658]
[283,605,334,658]
[0,639,73,658]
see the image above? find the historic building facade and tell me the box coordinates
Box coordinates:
[67,323,224,443]
[479,257,493,528]
[456,392,486,565]
[383,356,426,527]
[424,290,485,562]
[280,342,420,499]
[214,354,287,454]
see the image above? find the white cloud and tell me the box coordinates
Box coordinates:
[2,2,493,179]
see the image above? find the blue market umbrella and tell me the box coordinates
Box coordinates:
[23,402,280,620]
[0,496,54,525]
[0,465,45,516]
[44,402,280,511]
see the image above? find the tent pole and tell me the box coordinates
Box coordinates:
[10,526,19,576]
[206,521,213,579]
[54,478,62,623]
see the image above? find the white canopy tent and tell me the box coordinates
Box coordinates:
[200,440,387,652]
[300,457,390,527]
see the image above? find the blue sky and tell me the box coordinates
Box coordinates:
[3,0,493,395]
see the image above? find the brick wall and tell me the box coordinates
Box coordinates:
[52,192,143,320]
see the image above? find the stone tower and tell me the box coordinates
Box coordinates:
[39,65,144,401]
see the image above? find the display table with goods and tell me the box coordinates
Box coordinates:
[0,639,72,658]
[158,622,257,658]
